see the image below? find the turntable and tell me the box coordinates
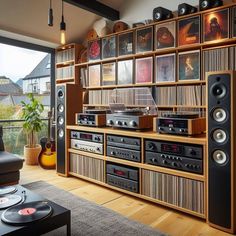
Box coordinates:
[76,109,110,127]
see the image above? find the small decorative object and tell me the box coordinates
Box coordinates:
[156,54,176,83]
[93,18,112,37]
[155,21,175,50]
[86,29,98,41]
[102,35,116,59]
[117,60,133,85]
[88,39,101,61]
[113,21,129,33]
[203,8,229,42]
[136,26,153,53]
[178,16,200,46]
[232,6,236,38]
[89,64,101,87]
[102,62,116,85]
[178,50,200,81]
[118,31,134,56]
[135,57,153,84]
[21,94,44,165]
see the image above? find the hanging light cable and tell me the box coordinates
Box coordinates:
[48,0,53,26]
[60,0,66,45]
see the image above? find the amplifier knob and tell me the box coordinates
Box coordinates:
[111,151,116,155]
[148,143,155,150]
[121,138,125,142]
[171,162,178,167]
[96,147,100,151]
[161,154,165,158]
[179,129,185,133]
[162,160,168,164]
[107,120,114,125]
[129,120,137,127]
[169,127,174,131]
[158,127,163,131]
[122,122,127,126]
[116,121,122,126]
[151,158,157,163]
[189,149,196,155]
[94,136,100,141]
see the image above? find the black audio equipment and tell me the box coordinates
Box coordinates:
[153,7,173,22]
[207,71,236,233]
[106,163,139,193]
[56,84,82,175]
[178,3,197,16]
[199,0,223,11]
[145,140,203,174]
[155,113,206,136]
[71,139,103,155]
[71,131,103,143]
[107,135,141,162]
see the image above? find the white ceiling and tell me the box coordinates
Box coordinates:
[0,0,124,48]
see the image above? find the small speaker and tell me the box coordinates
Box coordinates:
[207,71,236,233]
[199,0,223,11]
[153,7,173,22]
[56,84,82,176]
[178,3,197,16]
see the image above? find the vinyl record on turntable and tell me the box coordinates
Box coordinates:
[0,186,17,196]
[1,201,53,225]
[0,195,22,210]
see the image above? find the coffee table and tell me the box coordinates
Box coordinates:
[0,185,71,236]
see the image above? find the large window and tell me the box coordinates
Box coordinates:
[0,38,55,155]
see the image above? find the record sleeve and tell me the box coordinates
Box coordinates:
[117,60,133,85]
[102,62,116,86]
[102,35,117,59]
[118,31,134,56]
[135,57,153,84]
[88,64,101,87]
[88,39,101,61]
[136,26,153,53]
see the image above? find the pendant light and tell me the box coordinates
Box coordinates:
[48,0,53,26]
[60,0,66,45]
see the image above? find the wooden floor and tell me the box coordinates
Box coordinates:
[20,164,231,236]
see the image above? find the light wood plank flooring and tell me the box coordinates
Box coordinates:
[20,164,231,236]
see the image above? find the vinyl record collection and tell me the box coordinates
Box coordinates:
[56,65,74,80]
[56,48,75,64]
[155,87,176,106]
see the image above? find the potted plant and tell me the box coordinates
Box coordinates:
[21,93,44,165]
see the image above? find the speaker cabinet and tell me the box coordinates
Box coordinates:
[207,71,236,233]
[153,7,173,22]
[178,3,197,16]
[56,83,82,176]
[199,0,223,11]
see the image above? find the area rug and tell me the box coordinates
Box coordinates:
[24,181,166,236]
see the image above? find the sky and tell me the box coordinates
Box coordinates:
[0,43,48,82]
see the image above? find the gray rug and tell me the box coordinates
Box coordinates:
[24,181,166,236]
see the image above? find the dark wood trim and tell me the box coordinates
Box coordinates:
[64,0,120,21]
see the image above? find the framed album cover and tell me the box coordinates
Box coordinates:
[118,31,134,56]
[178,16,200,46]
[135,57,153,84]
[156,54,176,83]
[117,60,133,85]
[88,39,101,61]
[102,62,116,86]
[88,64,101,87]
[136,26,153,53]
[178,50,200,81]
[102,35,117,59]
[232,6,236,38]
[155,21,176,50]
[203,8,229,43]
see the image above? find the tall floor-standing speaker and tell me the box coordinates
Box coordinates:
[56,83,82,176]
[207,71,236,233]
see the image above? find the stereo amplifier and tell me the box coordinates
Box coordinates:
[71,139,103,155]
[71,131,103,143]
[145,140,203,174]
[76,113,106,127]
[107,135,140,150]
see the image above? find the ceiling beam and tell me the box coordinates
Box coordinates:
[64,0,120,21]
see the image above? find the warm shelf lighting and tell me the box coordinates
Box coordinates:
[60,0,66,45]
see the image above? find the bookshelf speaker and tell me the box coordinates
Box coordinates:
[199,0,223,11]
[153,7,173,22]
[56,83,82,175]
[207,71,236,233]
[178,3,197,16]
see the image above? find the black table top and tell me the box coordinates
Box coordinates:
[0,185,71,236]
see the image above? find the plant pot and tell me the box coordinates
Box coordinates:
[24,144,42,165]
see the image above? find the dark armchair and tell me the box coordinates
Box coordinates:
[0,126,24,186]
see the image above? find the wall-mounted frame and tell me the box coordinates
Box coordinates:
[88,64,101,87]
[178,16,200,46]
[135,57,153,84]
[117,60,133,85]
[178,50,200,81]
[155,21,176,50]
[156,53,176,83]
[203,8,229,43]
[118,31,134,56]
[136,26,153,53]
[102,62,116,86]
[88,39,101,61]
[102,35,117,59]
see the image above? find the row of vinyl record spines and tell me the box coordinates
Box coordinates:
[56,48,75,64]
[56,66,75,80]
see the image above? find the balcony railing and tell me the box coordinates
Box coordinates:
[0,119,48,156]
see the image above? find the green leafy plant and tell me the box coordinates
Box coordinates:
[21,93,44,148]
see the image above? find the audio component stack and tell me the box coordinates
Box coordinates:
[155,113,206,136]
[207,71,236,233]
[76,109,109,127]
[56,84,82,176]
[70,130,104,155]
[145,140,203,174]
[106,163,139,193]
[107,135,141,162]
[106,109,155,130]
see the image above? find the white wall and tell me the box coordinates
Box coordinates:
[119,0,198,25]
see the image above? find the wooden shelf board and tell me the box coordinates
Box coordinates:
[56,60,75,67]
[69,172,105,186]
[56,78,75,83]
